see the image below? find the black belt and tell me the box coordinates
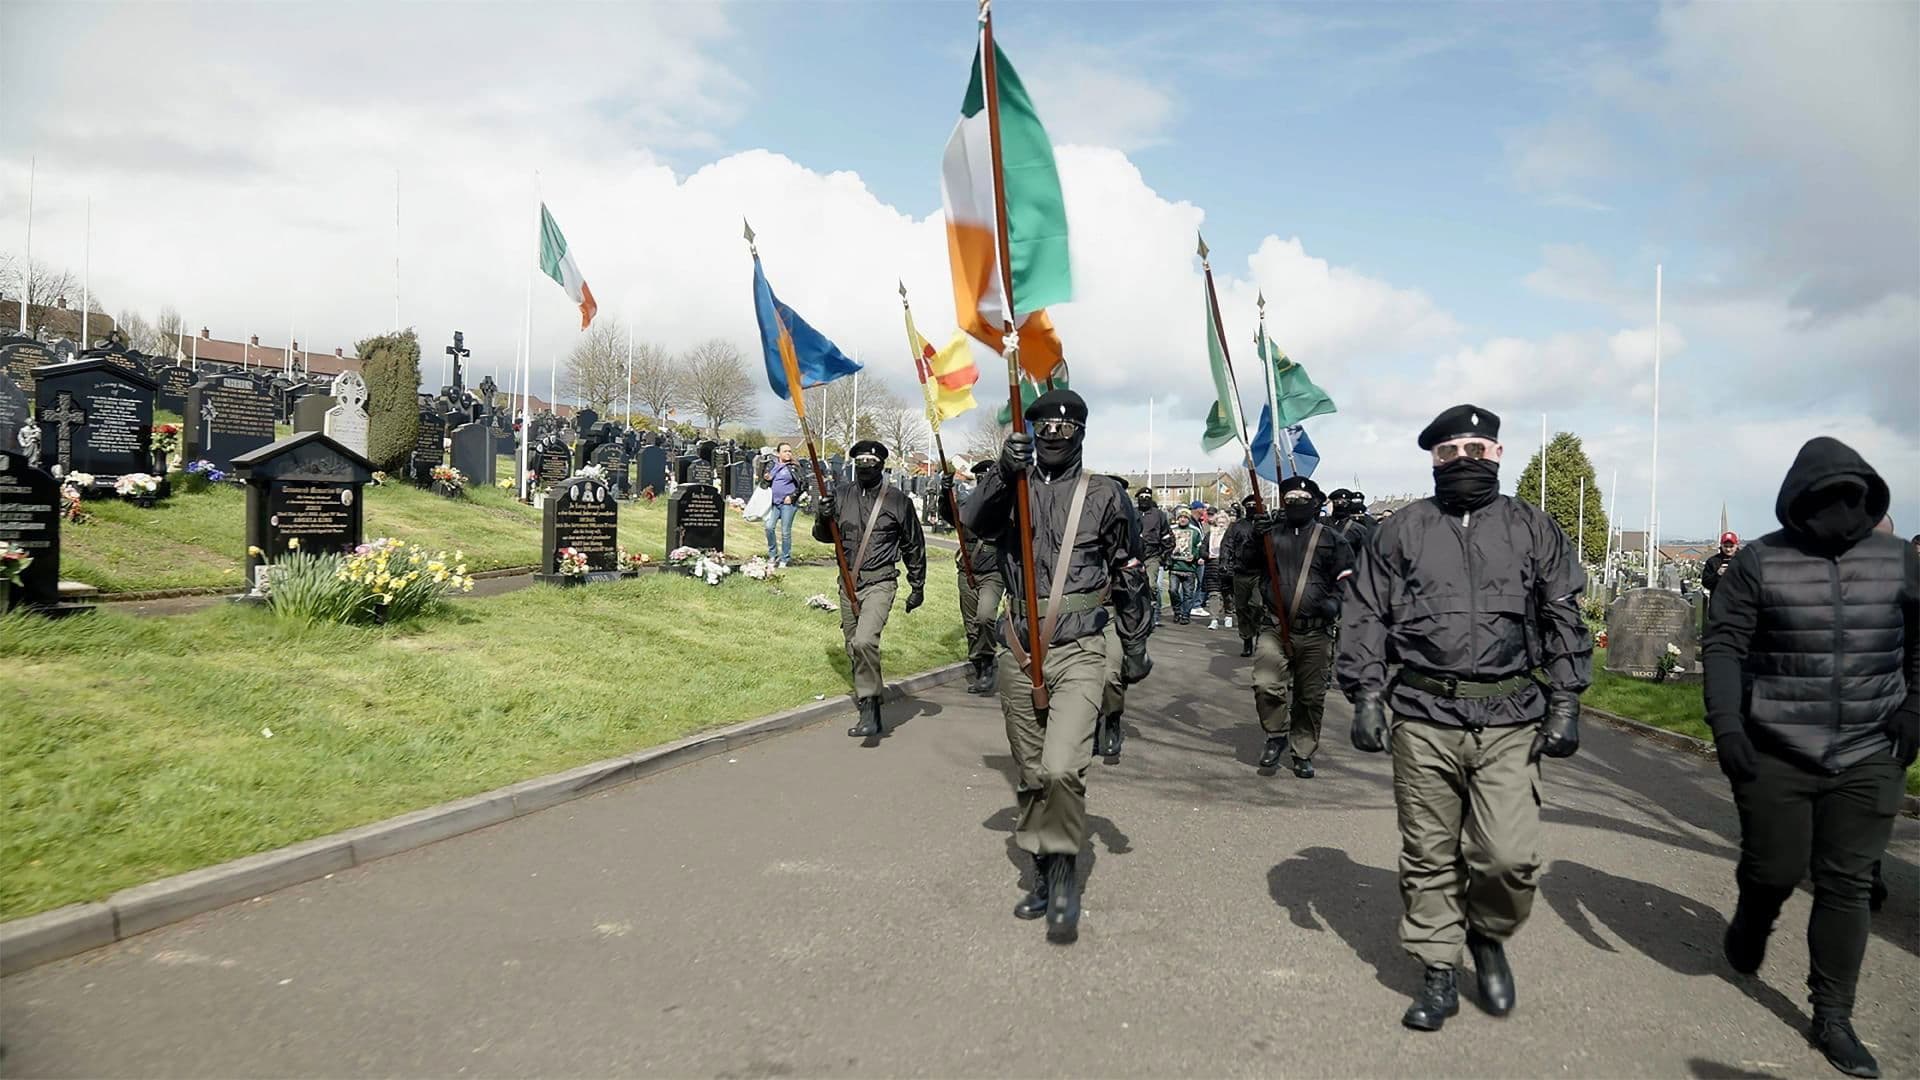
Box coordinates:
[1399,670,1535,699]
[1289,617,1334,632]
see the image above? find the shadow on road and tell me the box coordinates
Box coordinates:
[1686,1059,1782,1079]
[1267,846,1423,998]
[1541,860,1805,1033]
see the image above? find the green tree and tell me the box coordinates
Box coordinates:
[356,329,422,472]
[1514,430,1608,562]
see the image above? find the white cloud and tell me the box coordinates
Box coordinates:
[1022,64,1178,153]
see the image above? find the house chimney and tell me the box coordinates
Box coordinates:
[335,347,344,357]
[55,296,68,310]
[201,327,211,338]
[249,334,259,346]
[291,340,299,354]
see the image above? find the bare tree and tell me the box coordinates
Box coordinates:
[116,309,154,352]
[630,339,681,421]
[864,384,928,463]
[0,256,91,320]
[680,338,756,436]
[561,318,628,412]
[961,413,1010,465]
[801,376,892,452]
[153,306,184,355]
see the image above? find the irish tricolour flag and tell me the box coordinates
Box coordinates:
[539,202,597,330]
[943,40,1070,385]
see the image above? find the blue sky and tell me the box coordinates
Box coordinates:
[1,1,1913,539]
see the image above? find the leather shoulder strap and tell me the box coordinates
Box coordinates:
[850,487,890,574]
[1039,471,1094,644]
[1288,523,1324,620]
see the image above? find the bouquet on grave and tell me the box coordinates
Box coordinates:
[185,459,228,483]
[114,472,160,498]
[666,546,701,568]
[57,482,88,525]
[0,541,30,588]
[149,423,181,463]
[739,555,781,582]
[556,546,590,577]
[429,464,467,495]
[617,546,652,573]
[579,464,606,481]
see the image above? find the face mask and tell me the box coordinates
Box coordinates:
[1433,457,1500,513]
[854,464,883,489]
[1036,433,1081,474]
[1283,503,1317,526]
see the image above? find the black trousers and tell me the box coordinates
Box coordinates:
[1731,747,1904,1016]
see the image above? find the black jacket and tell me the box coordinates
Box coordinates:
[812,481,926,592]
[936,478,1001,578]
[1330,511,1378,553]
[1703,437,1917,773]
[1138,505,1175,560]
[1249,517,1353,627]
[1222,517,1260,578]
[1338,493,1593,728]
[962,460,1147,649]
[1701,551,1735,592]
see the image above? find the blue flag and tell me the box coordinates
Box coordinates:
[753,255,861,400]
[1248,405,1318,482]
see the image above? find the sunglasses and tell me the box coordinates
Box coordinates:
[852,455,882,467]
[1432,438,1496,462]
[1033,419,1081,440]
[1282,493,1314,504]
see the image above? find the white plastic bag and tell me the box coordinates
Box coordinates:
[743,485,773,521]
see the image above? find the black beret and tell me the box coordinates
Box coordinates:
[1350,489,1366,502]
[1327,487,1354,502]
[1277,475,1324,499]
[1417,404,1501,450]
[1025,388,1087,425]
[1135,488,1155,502]
[849,440,889,460]
[1240,493,1260,508]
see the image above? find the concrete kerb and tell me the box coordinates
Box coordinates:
[1582,704,1920,818]
[0,659,969,977]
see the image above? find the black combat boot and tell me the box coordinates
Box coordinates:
[1869,860,1887,913]
[1240,639,1254,658]
[1291,756,1315,779]
[1014,854,1051,920]
[1045,853,1081,944]
[1106,713,1125,759]
[1810,1014,1880,1078]
[976,655,998,695]
[1258,737,1286,770]
[847,697,882,738]
[963,658,985,693]
[1466,928,1515,1015]
[1401,966,1460,1032]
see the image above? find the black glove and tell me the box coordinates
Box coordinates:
[1888,694,1919,767]
[938,472,956,500]
[1351,689,1387,753]
[999,432,1034,476]
[1715,730,1759,784]
[1122,644,1153,685]
[905,586,925,613]
[816,488,836,519]
[1529,693,1582,764]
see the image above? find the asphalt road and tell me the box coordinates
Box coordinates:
[4,620,1916,1078]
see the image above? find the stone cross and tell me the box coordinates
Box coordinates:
[445,331,469,392]
[477,374,497,416]
[44,391,87,472]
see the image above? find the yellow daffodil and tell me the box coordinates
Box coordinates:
[288,537,300,550]
[247,545,264,557]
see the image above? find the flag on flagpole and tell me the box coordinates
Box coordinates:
[1258,325,1336,428]
[943,39,1070,384]
[752,254,861,400]
[1201,275,1243,453]
[906,305,978,422]
[538,203,597,329]
[994,367,1070,427]
[1248,406,1319,482]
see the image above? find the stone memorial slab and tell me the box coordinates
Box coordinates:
[1605,587,1700,679]
[0,449,62,610]
[728,460,753,500]
[411,409,446,485]
[0,370,28,457]
[33,359,159,485]
[153,364,195,415]
[322,371,370,460]
[637,444,667,494]
[449,422,496,487]
[572,408,599,435]
[667,483,725,553]
[589,443,628,496]
[0,337,54,396]
[538,474,620,584]
[184,372,276,470]
[292,393,330,434]
[232,433,373,594]
[535,438,573,491]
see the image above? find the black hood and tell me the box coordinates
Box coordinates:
[1775,436,1889,549]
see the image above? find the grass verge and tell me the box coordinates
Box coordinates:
[1586,648,1918,795]
[0,566,965,919]
[60,480,836,592]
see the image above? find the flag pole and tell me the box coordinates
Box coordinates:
[519,183,535,502]
[1202,233,1290,649]
[981,1,1050,713]
[901,281,977,589]
[1646,263,1662,583]
[747,220,862,614]
[1540,413,1548,507]
[625,306,634,426]
[1577,475,1586,565]
[1255,292,1289,486]
[1146,395,1154,495]
[81,197,90,348]
[19,156,33,334]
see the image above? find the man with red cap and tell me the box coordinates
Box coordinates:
[1703,531,1739,593]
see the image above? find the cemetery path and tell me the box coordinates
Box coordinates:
[4,622,1916,1078]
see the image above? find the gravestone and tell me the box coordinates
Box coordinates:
[292,392,331,434]
[0,337,54,396]
[153,364,195,415]
[1605,587,1700,679]
[589,442,628,496]
[449,422,496,487]
[184,372,276,470]
[33,359,159,487]
[637,444,667,494]
[667,483,725,553]
[232,432,374,595]
[323,371,370,460]
[270,376,296,423]
[410,409,446,485]
[536,474,621,584]
[673,453,696,486]
[728,460,753,500]
[0,449,65,611]
[535,437,573,492]
[0,370,28,457]
[572,408,599,436]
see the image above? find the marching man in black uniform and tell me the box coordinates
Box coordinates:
[1248,476,1354,776]
[1338,404,1592,1032]
[963,389,1152,944]
[1223,494,1264,658]
[937,462,1004,694]
[1327,487,1378,552]
[813,440,927,738]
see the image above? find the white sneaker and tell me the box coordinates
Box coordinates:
[1190,607,1209,617]
[1224,616,1235,629]
[1208,618,1220,630]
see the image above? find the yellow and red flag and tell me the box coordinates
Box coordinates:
[905,304,978,423]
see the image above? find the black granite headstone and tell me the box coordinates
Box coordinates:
[572,408,599,436]
[666,483,725,553]
[33,359,159,485]
[0,370,28,455]
[449,422,496,487]
[410,409,446,485]
[535,439,573,491]
[232,432,373,594]
[637,445,667,494]
[0,449,61,609]
[538,474,620,584]
[0,337,54,397]
[153,364,194,415]
[184,372,276,470]
[589,442,628,496]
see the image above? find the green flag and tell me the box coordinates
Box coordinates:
[1201,276,1242,453]
[1259,325,1336,428]
[994,369,1070,426]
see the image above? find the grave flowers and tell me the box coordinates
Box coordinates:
[429,463,467,498]
[739,555,781,582]
[556,546,589,577]
[58,481,88,525]
[667,545,730,584]
[1656,642,1683,682]
[1,541,29,588]
[256,537,474,625]
[150,423,181,469]
[617,546,651,575]
[113,472,161,507]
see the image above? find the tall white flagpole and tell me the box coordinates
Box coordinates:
[520,185,536,501]
[1646,264,1662,582]
[81,197,91,348]
[625,307,633,425]
[393,168,402,332]
[1147,395,1154,495]
[1604,467,1618,585]
[19,156,33,334]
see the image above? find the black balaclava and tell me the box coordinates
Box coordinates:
[1283,498,1318,527]
[1136,491,1154,511]
[1036,427,1083,479]
[855,461,884,490]
[1792,477,1872,551]
[1434,458,1500,514]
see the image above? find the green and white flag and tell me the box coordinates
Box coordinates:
[1260,324,1336,428]
[1200,278,1242,452]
